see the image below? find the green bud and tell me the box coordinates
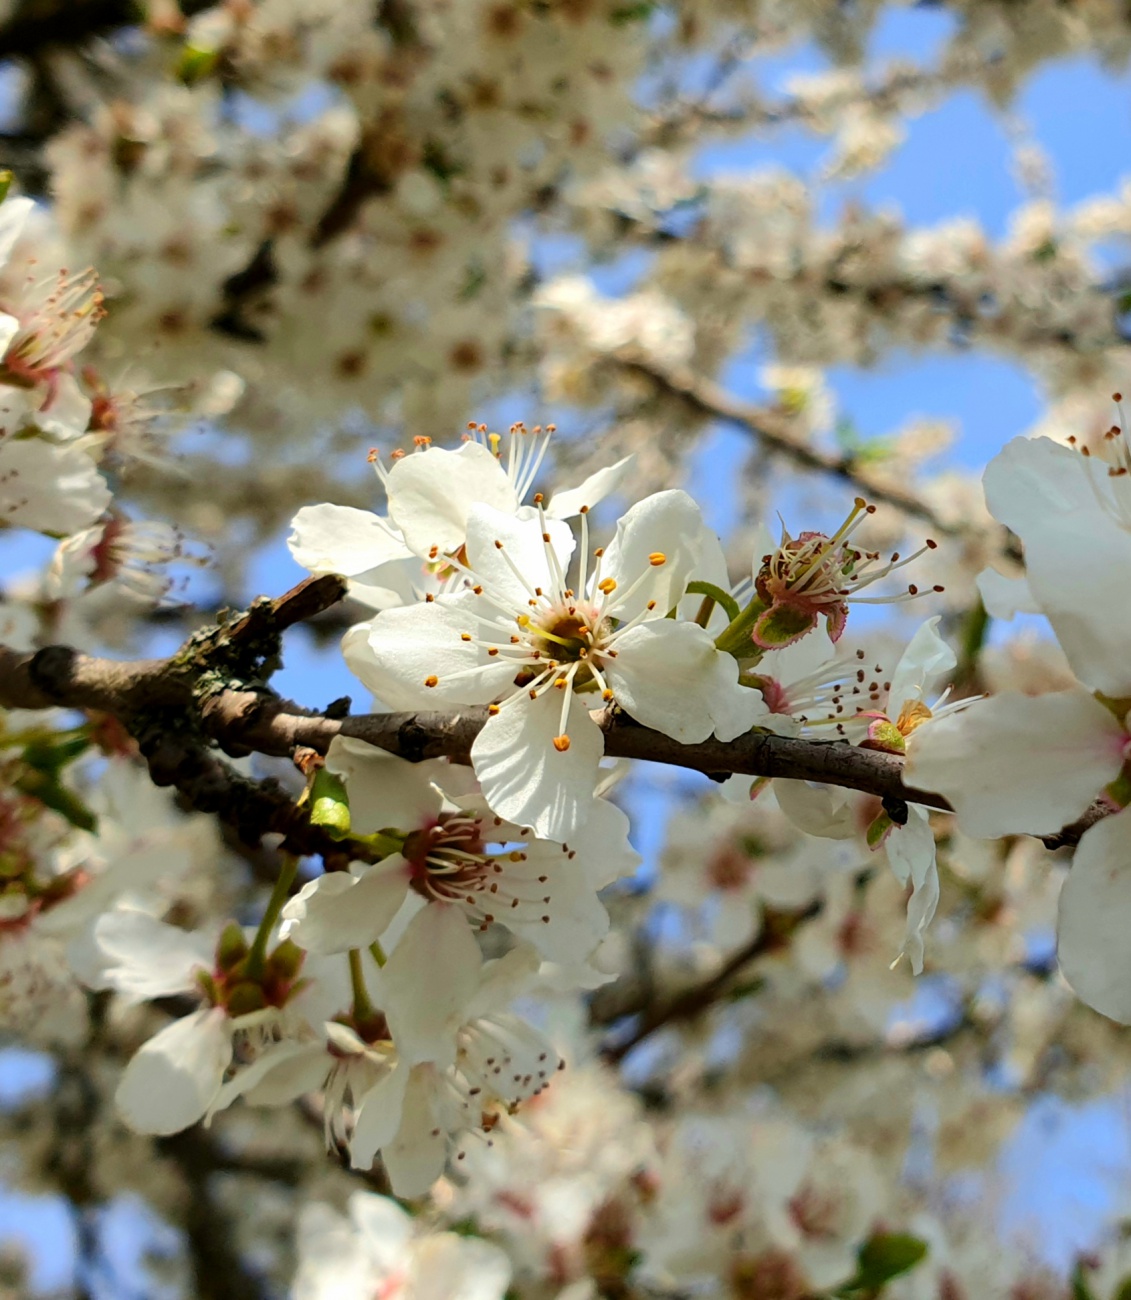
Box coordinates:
[310,768,351,839]
[267,937,305,982]
[225,981,268,1017]
[216,921,250,972]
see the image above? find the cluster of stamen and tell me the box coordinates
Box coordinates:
[1,265,105,382]
[463,419,557,501]
[403,811,580,930]
[754,498,941,646]
[367,419,558,510]
[1066,392,1131,531]
[754,647,892,737]
[423,494,667,752]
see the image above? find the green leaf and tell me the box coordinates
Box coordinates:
[840,1233,928,1294]
[14,769,96,832]
[685,580,741,625]
[310,769,351,839]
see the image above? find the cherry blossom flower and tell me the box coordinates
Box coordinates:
[289,425,632,611]
[94,909,337,1135]
[348,490,768,839]
[746,498,940,649]
[280,736,638,962]
[294,1191,511,1300]
[339,905,561,1196]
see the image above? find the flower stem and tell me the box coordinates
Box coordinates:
[244,854,298,980]
[714,596,769,658]
[349,948,376,1020]
[369,940,387,968]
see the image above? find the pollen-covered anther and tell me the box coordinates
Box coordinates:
[597,577,616,594]
[425,675,439,687]
[648,551,666,566]
[552,735,571,752]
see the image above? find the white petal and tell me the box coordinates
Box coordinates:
[381,1065,449,1198]
[773,780,858,838]
[412,1235,512,1300]
[463,943,540,1020]
[208,1039,322,1116]
[92,910,213,1002]
[675,528,734,635]
[326,735,443,833]
[359,592,517,709]
[567,795,641,888]
[280,860,410,955]
[984,437,1131,695]
[347,1191,413,1272]
[544,455,634,519]
[601,489,708,622]
[976,566,1041,620]
[609,621,769,743]
[350,1061,410,1170]
[1058,809,1131,1022]
[906,689,1125,837]
[885,806,939,976]
[471,693,603,841]
[0,439,110,534]
[887,616,956,710]
[387,443,518,558]
[115,1008,231,1135]
[383,904,481,1065]
[288,504,412,578]
[241,1043,331,1107]
[464,502,575,611]
[982,436,1093,531]
[0,197,34,264]
[35,372,91,440]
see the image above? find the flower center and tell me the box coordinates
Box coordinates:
[403,814,557,932]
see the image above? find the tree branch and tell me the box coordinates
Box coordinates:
[613,353,971,539]
[2,575,1109,858]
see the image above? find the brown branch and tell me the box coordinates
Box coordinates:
[4,574,1115,862]
[614,353,970,538]
[600,901,824,1064]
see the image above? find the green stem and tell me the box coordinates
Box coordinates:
[349,948,376,1020]
[714,597,769,658]
[369,940,387,968]
[244,854,298,980]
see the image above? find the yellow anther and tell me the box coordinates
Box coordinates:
[516,614,531,626]
[602,689,614,701]
[424,675,439,687]
[553,735,571,752]
[648,551,666,566]
[461,633,472,642]
[598,577,617,594]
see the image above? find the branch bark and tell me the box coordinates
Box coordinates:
[1,574,1107,858]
